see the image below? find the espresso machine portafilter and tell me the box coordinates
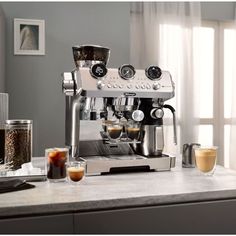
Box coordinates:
[62,45,177,175]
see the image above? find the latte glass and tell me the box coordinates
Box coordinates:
[194,146,218,176]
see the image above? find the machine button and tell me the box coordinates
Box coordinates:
[141,84,146,89]
[153,83,161,90]
[113,84,118,88]
[97,81,105,89]
[136,85,140,89]
[127,84,132,89]
[107,84,112,88]
[146,84,151,89]
[119,84,124,88]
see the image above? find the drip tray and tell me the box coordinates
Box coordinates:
[80,155,176,176]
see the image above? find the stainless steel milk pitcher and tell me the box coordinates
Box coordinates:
[182,143,200,168]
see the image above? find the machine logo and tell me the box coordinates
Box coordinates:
[124,92,136,96]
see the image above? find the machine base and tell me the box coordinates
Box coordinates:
[80,154,176,176]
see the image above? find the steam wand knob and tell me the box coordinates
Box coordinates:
[150,108,164,119]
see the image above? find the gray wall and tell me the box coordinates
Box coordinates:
[201,2,235,21]
[0,6,5,92]
[0,2,235,156]
[1,2,130,156]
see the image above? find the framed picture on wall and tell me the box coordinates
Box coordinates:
[14,18,45,55]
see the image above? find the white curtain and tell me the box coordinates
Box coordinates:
[229,10,236,169]
[0,5,5,92]
[130,2,201,155]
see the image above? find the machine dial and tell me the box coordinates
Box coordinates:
[118,64,136,80]
[145,66,162,80]
[150,108,164,119]
[90,63,108,78]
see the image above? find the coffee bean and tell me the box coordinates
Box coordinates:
[5,129,31,170]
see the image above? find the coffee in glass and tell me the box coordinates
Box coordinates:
[107,123,123,140]
[194,146,218,176]
[126,121,140,140]
[46,148,68,182]
[67,161,86,184]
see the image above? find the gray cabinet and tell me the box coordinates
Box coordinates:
[75,199,236,234]
[1,199,236,234]
[0,213,74,234]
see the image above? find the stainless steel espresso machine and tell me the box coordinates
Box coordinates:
[62,45,177,175]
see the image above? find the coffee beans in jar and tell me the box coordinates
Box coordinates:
[5,120,32,170]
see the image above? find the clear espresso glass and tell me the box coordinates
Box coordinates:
[67,161,86,184]
[194,146,218,176]
[126,121,140,141]
[107,123,123,141]
[46,148,68,182]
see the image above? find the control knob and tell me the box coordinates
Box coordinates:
[153,83,161,90]
[132,110,144,122]
[62,72,75,96]
[150,108,164,119]
[90,63,108,78]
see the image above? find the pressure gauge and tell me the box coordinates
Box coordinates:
[145,66,162,80]
[90,63,107,78]
[118,64,136,80]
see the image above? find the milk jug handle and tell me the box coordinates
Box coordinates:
[163,104,177,145]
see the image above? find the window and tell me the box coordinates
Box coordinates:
[160,20,236,166]
[193,21,236,167]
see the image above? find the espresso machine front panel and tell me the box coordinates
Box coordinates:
[75,68,175,99]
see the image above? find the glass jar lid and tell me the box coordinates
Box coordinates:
[5,119,32,125]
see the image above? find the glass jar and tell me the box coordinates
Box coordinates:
[5,120,32,170]
[0,93,8,164]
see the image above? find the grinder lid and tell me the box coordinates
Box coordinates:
[5,119,32,125]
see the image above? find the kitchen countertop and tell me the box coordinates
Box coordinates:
[1,157,236,218]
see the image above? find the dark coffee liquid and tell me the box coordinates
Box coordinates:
[108,127,122,139]
[0,129,5,164]
[47,151,67,180]
[47,163,66,179]
[127,128,140,140]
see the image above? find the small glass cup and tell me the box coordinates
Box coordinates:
[45,147,68,182]
[194,146,218,176]
[67,161,86,184]
[102,120,114,132]
[107,123,123,141]
[126,121,141,141]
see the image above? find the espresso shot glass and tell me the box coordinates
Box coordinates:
[67,161,86,184]
[107,123,123,141]
[126,121,141,141]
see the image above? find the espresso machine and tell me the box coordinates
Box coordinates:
[62,45,177,175]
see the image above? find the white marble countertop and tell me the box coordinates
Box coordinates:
[1,158,236,218]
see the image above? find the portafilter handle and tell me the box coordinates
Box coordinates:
[163,104,177,145]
